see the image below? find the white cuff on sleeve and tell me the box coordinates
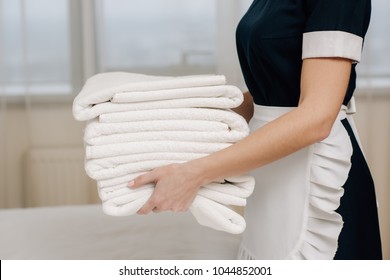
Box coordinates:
[302,31,363,63]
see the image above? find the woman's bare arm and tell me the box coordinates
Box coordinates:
[130,57,351,214]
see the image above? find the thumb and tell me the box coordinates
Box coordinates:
[128,171,156,189]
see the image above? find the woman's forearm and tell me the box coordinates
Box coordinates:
[189,105,327,184]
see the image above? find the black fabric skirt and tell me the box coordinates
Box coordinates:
[334,119,383,260]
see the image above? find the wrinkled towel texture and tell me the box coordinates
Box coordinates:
[73,72,255,234]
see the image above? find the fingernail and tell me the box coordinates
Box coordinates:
[127,180,135,188]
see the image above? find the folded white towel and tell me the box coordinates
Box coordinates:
[99,107,246,127]
[98,179,253,208]
[98,181,253,235]
[84,120,228,142]
[85,141,231,160]
[76,96,244,122]
[84,108,249,146]
[98,173,140,189]
[95,171,254,213]
[86,130,246,146]
[190,196,247,235]
[97,175,254,200]
[111,85,242,104]
[86,152,206,175]
[73,72,243,121]
[93,169,254,234]
[86,152,206,180]
[84,120,246,145]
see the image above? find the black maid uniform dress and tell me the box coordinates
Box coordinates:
[235,0,382,260]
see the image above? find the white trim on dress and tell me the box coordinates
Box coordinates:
[302,31,363,63]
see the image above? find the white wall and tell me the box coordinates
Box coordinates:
[354,93,390,259]
[0,102,86,208]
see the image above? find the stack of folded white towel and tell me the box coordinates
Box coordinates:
[73,72,255,234]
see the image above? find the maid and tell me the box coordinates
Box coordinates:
[234,0,382,260]
[130,0,382,260]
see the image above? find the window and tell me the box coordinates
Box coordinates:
[95,0,217,76]
[357,0,390,91]
[0,0,388,97]
[1,0,218,96]
[0,0,71,95]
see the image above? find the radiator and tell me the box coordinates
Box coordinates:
[24,147,97,207]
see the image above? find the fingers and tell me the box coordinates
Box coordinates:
[128,171,156,189]
[128,170,160,214]
[136,199,155,215]
[136,193,190,215]
[136,188,166,214]
[137,203,187,215]
[136,194,191,215]
[137,197,168,215]
[126,164,194,215]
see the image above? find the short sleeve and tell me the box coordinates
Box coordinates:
[302,0,371,62]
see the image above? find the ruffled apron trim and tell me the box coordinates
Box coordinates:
[238,100,355,260]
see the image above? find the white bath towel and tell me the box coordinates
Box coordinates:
[98,107,243,123]
[73,72,243,121]
[92,170,254,234]
[84,108,249,146]
[111,85,241,104]
[84,120,230,144]
[98,177,254,207]
[85,141,231,160]
[97,179,253,234]
[86,152,207,175]
[86,152,254,207]
[86,153,206,180]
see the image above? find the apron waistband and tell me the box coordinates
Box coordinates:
[251,97,365,156]
[252,97,356,122]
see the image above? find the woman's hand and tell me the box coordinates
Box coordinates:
[128,162,204,215]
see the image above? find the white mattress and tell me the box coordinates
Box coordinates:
[0,204,241,260]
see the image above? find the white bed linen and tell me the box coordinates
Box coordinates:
[0,204,241,260]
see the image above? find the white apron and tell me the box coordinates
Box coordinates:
[238,101,356,259]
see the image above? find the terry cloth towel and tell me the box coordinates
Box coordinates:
[84,108,249,146]
[73,72,255,234]
[98,175,255,210]
[73,72,243,121]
